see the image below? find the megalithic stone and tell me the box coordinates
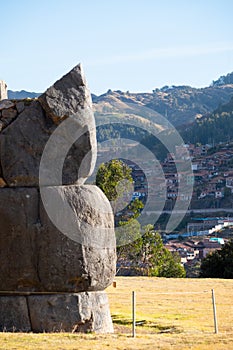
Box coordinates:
[0,292,114,333]
[0,64,97,187]
[0,65,116,334]
[0,185,116,292]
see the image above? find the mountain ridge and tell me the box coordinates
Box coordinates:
[7,90,41,99]
[7,71,233,127]
[93,83,233,126]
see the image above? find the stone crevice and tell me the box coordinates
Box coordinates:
[25,296,33,331]
[0,160,8,187]
[0,109,20,132]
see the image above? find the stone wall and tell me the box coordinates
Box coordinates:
[0,65,116,333]
[0,292,113,333]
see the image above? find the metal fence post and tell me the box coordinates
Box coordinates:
[132,291,136,338]
[211,289,218,334]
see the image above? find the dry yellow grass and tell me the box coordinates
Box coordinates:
[107,277,233,334]
[0,277,233,350]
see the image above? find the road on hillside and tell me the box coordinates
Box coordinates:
[145,208,233,215]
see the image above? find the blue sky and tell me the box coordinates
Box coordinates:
[1,0,233,94]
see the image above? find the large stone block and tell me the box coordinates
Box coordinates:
[28,292,114,333]
[0,292,114,333]
[0,187,41,291]
[38,63,97,186]
[0,296,31,332]
[39,184,116,292]
[0,101,52,186]
[0,64,96,187]
[0,185,116,292]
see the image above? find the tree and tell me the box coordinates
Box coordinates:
[137,225,186,277]
[200,240,233,278]
[120,225,185,277]
[159,251,186,278]
[116,219,142,263]
[96,161,185,278]
[96,159,144,222]
[96,159,144,269]
[119,198,144,223]
[96,159,133,202]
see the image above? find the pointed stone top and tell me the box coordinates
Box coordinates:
[38,63,92,124]
[0,64,96,187]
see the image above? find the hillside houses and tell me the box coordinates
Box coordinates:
[123,142,233,206]
[97,141,233,212]
[165,237,225,265]
[162,143,233,203]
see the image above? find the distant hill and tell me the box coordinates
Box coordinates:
[93,75,233,127]
[181,96,233,145]
[7,90,41,99]
[7,72,233,128]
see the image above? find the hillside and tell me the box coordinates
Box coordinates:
[93,80,233,126]
[181,96,233,145]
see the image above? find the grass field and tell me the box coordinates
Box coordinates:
[0,277,233,350]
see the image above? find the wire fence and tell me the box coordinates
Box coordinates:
[107,287,231,337]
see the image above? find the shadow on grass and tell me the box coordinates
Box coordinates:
[111,314,182,334]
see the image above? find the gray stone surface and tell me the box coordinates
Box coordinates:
[38,64,97,185]
[39,185,116,292]
[39,64,93,124]
[0,65,116,334]
[28,292,114,333]
[0,292,113,333]
[0,104,18,131]
[0,100,55,186]
[0,187,40,291]
[1,107,17,119]
[0,185,116,292]
[0,64,96,187]
[0,100,14,110]
[38,63,97,185]
[16,101,25,114]
[0,296,31,332]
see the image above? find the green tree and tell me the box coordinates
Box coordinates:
[116,219,142,264]
[200,240,233,278]
[96,159,133,201]
[96,161,185,278]
[96,159,144,270]
[119,198,144,223]
[133,225,186,277]
[96,159,144,221]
